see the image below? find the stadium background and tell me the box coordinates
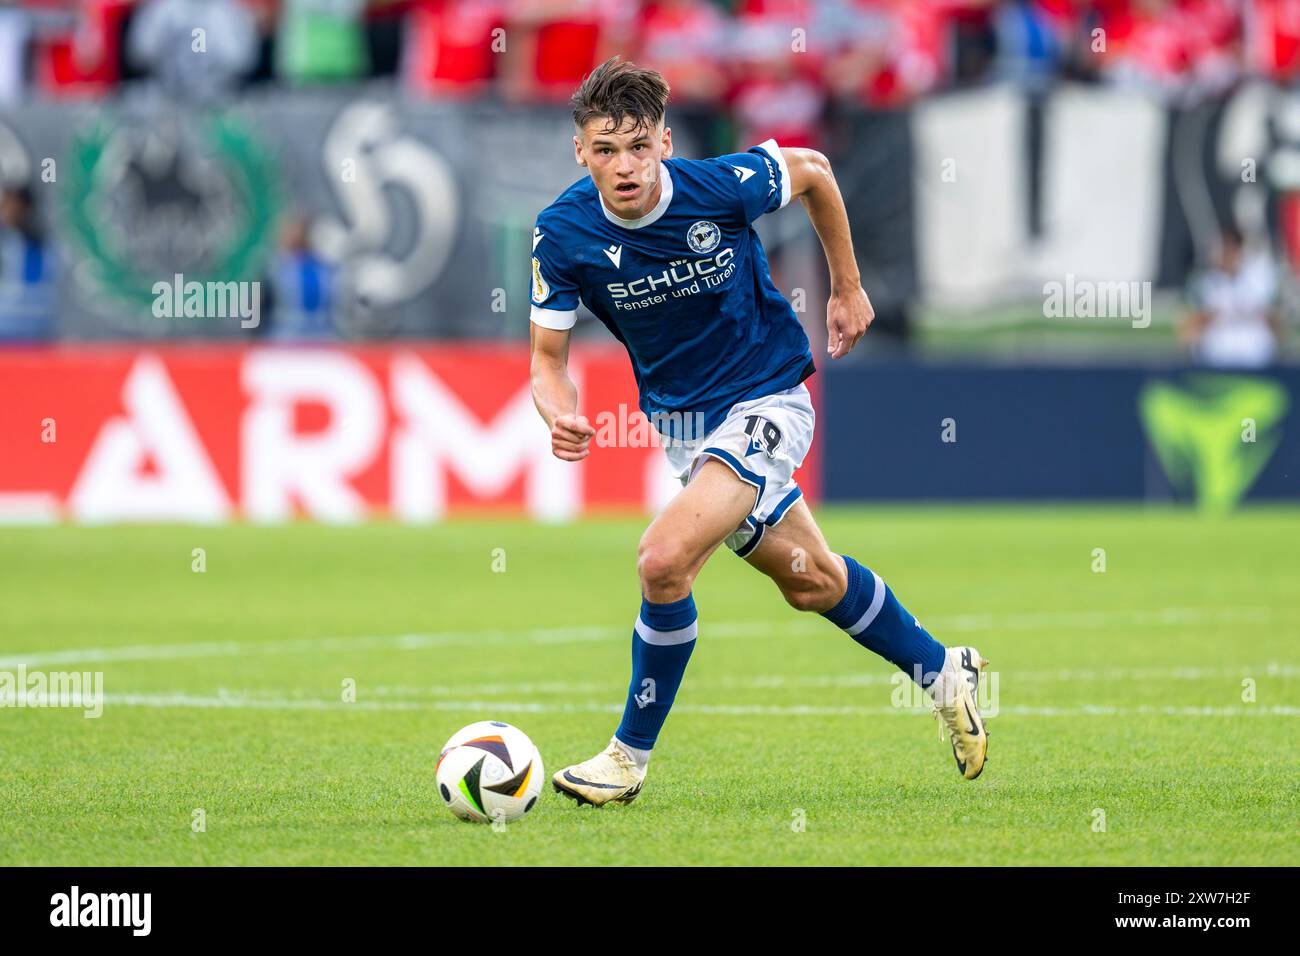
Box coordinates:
[0,0,1297,518]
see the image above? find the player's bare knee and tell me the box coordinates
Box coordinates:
[637,538,693,596]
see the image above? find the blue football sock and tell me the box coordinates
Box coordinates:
[821,555,946,688]
[615,593,697,751]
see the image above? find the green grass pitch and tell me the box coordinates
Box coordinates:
[0,507,1296,866]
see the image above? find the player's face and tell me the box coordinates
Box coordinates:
[575,118,672,220]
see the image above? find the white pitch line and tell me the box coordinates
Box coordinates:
[89,693,1300,719]
[713,660,1300,689]
[0,605,1281,669]
[0,627,622,669]
[352,661,1300,700]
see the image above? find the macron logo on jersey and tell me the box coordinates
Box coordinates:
[532,228,544,251]
[731,164,756,183]
[603,244,623,269]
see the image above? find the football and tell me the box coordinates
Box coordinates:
[435,721,544,823]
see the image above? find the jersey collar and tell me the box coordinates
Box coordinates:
[597,162,673,230]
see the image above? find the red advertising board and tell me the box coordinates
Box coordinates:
[0,345,819,523]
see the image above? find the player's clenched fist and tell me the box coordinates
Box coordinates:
[826,286,874,359]
[551,413,595,461]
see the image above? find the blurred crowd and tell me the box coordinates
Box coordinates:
[2,0,1297,360]
[1,1,1300,121]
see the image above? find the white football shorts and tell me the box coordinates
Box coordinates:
[661,382,815,558]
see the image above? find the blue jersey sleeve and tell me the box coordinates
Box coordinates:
[530,221,580,330]
[712,139,792,225]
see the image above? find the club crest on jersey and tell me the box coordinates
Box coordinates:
[687,220,721,254]
[531,256,549,304]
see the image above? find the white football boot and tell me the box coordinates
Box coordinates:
[928,646,990,780]
[552,737,646,807]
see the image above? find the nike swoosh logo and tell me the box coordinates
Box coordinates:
[562,770,623,789]
[963,698,983,737]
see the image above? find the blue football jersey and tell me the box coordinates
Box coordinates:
[530,139,815,440]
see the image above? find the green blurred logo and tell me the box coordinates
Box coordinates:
[63,112,278,330]
[1139,375,1289,512]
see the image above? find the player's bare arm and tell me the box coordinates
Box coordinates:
[529,323,594,462]
[782,147,875,359]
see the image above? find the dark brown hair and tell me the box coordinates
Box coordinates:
[571,57,670,137]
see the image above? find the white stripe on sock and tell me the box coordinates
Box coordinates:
[845,571,886,637]
[633,617,698,646]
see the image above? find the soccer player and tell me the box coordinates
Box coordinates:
[529,58,989,806]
